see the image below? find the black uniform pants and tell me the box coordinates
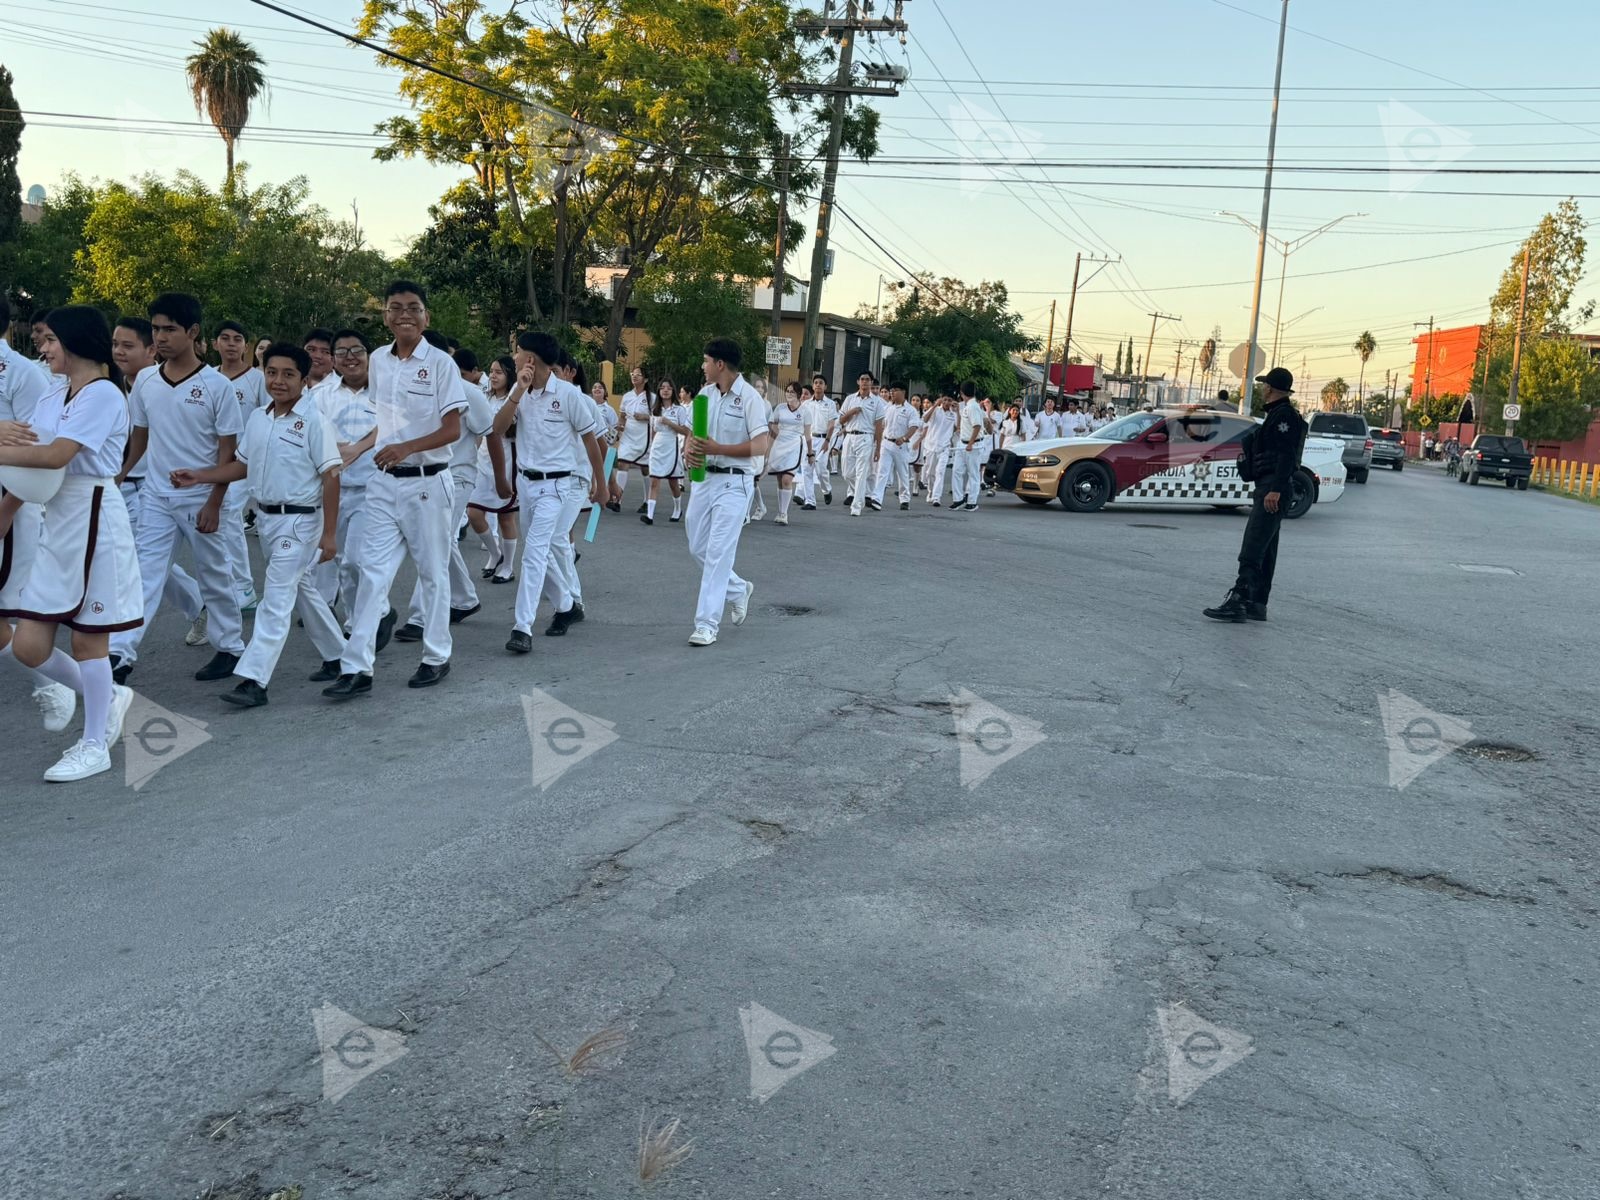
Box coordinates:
[1233,489,1283,603]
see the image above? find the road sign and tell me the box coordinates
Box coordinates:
[1503,403,1522,421]
[765,336,792,367]
[1227,340,1265,379]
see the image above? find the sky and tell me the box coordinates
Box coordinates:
[9,0,1600,397]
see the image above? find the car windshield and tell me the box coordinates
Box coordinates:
[1371,430,1402,441]
[1088,412,1162,442]
[1475,436,1526,454]
[1309,414,1367,436]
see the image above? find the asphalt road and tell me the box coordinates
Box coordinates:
[3,461,1597,1200]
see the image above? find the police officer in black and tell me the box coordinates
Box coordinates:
[1205,367,1308,622]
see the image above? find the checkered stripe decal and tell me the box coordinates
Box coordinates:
[1120,477,1253,500]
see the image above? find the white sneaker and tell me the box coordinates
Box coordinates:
[731,581,754,626]
[688,626,717,646]
[183,608,210,646]
[106,684,134,746]
[32,683,76,733]
[752,507,766,522]
[44,738,112,783]
[773,513,789,526]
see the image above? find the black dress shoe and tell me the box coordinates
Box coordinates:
[866,498,882,511]
[1245,601,1268,621]
[110,655,133,685]
[845,494,853,506]
[636,502,648,513]
[408,661,450,688]
[802,503,817,511]
[506,629,533,654]
[481,555,504,580]
[308,659,342,682]
[1203,590,1250,622]
[394,622,424,643]
[491,572,514,584]
[823,492,832,505]
[449,603,480,624]
[606,501,621,513]
[375,607,398,652]
[574,551,581,564]
[567,602,585,624]
[194,651,240,681]
[545,608,573,636]
[899,501,910,510]
[221,679,269,707]
[323,672,372,699]
[640,514,653,525]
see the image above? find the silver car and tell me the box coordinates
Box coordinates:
[1307,412,1373,484]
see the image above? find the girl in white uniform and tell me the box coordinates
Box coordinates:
[999,403,1033,450]
[613,367,652,511]
[643,379,690,524]
[466,355,520,584]
[763,381,811,526]
[0,306,140,782]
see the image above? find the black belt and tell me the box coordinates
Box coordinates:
[257,503,317,514]
[124,476,143,484]
[845,430,870,436]
[521,468,571,481]
[704,465,748,475]
[384,462,447,478]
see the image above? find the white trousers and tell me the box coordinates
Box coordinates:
[871,442,912,504]
[957,446,986,506]
[315,483,368,620]
[842,436,875,513]
[407,466,478,624]
[685,474,751,634]
[112,488,244,663]
[120,480,203,621]
[804,436,832,501]
[541,476,586,612]
[221,483,253,599]
[512,476,571,633]
[342,470,455,675]
[236,511,345,685]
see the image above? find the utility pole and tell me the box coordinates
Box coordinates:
[792,1,910,376]
[1237,0,1290,417]
[770,132,791,342]
[1143,311,1181,402]
[1505,247,1531,439]
[1413,316,1435,413]
[1058,252,1117,400]
[1042,299,1057,399]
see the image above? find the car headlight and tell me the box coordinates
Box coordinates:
[1024,454,1061,467]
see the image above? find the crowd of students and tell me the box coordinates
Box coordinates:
[0,283,1118,783]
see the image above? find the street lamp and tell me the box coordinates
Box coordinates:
[1221,210,1365,364]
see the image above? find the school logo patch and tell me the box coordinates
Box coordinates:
[420,492,429,502]
[281,539,292,550]
[90,601,104,614]
[550,399,561,412]
[416,368,429,382]
[190,386,204,399]
[293,420,304,431]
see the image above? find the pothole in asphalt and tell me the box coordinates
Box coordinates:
[741,818,788,842]
[1129,523,1178,530]
[764,604,814,616]
[1461,740,1538,762]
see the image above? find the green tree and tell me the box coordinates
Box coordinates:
[186,28,269,183]
[1352,330,1376,405]
[636,271,765,387]
[74,171,389,338]
[878,275,1036,402]
[4,174,101,317]
[1490,199,1593,337]
[1319,376,1350,411]
[359,0,868,352]
[1113,340,1123,375]
[0,66,22,255]
[1477,339,1600,442]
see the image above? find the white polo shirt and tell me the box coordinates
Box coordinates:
[129,362,245,499]
[0,339,49,425]
[701,374,769,473]
[315,379,378,489]
[220,365,266,423]
[369,339,467,469]
[236,393,340,507]
[513,374,598,475]
[804,395,838,439]
[621,389,652,430]
[448,377,498,471]
[883,401,920,442]
[958,399,987,444]
[34,377,129,478]
[839,391,885,435]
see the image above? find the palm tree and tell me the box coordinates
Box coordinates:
[186,28,268,183]
[1320,376,1350,411]
[1353,330,1377,411]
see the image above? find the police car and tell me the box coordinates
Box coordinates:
[988,407,1345,519]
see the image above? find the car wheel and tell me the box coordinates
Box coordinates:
[1352,468,1368,484]
[1506,477,1517,489]
[1019,494,1050,506]
[1457,468,1469,483]
[1394,461,1403,472]
[1516,477,1529,491]
[1058,462,1112,513]
[1284,469,1315,520]
[1468,470,1479,485]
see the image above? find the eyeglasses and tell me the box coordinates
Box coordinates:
[384,303,425,316]
[332,347,367,359]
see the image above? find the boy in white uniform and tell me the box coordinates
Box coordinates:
[111,292,247,684]
[801,374,837,508]
[171,343,344,707]
[684,338,770,647]
[214,319,264,614]
[314,330,380,630]
[956,383,987,511]
[870,384,921,510]
[493,332,607,654]
[324,281,467,698]
[921,394,957,505]
[837,372,886,516]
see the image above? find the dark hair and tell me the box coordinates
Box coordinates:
[302,327,335,349]
[331,328,370,351]
[445,336,460,353]
[704,337,742,369]
[421,329,450,350]
[517,331,560,366]
[215,319,248,340]
[44,305,120,387]
[960,381,976,399]
[455,348,480,373]
[785,381,803,399]
[0,294,10,330]
[114,315,154,347]
[386,279,428,305]
[569,360,588,392]
[890,382,907,392]
[262,341,312,378]
[488,355,516,395]
[652,377,675,415]
[148,292,202,332]
[856,369,877,384]
[811,373,826,384]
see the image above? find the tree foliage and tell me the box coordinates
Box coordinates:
[636,271,765,388]
[0,65,22,253]
[1476,340,1600,442]
[1490,199,1593,337]
[878,274,1036,401]
[1319,376,1349,410]
[185,28,269,183]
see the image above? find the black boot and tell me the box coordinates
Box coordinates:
[1203,589,1249,622]
[1244,600,1268,621]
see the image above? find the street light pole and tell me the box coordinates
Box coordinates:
[1238,0,1291,417]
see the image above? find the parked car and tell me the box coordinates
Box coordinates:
[1458,435,1532,489]
[1368,428,1405,471]
[1307,412,1373,483]
[988,407,1346,520]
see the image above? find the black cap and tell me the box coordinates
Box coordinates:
[1255,366,1295,393]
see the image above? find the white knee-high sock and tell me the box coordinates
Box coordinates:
[671,493,682,517]
[497,537,517,577]
[477,525,501,568]
[79,656,112,749]
[15,645,84,693]
[614,469,629,493]
[778,488,792,517]
[1,642,65,692]
[647,498,656,519]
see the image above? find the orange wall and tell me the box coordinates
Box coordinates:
[1410,324,1484,400]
